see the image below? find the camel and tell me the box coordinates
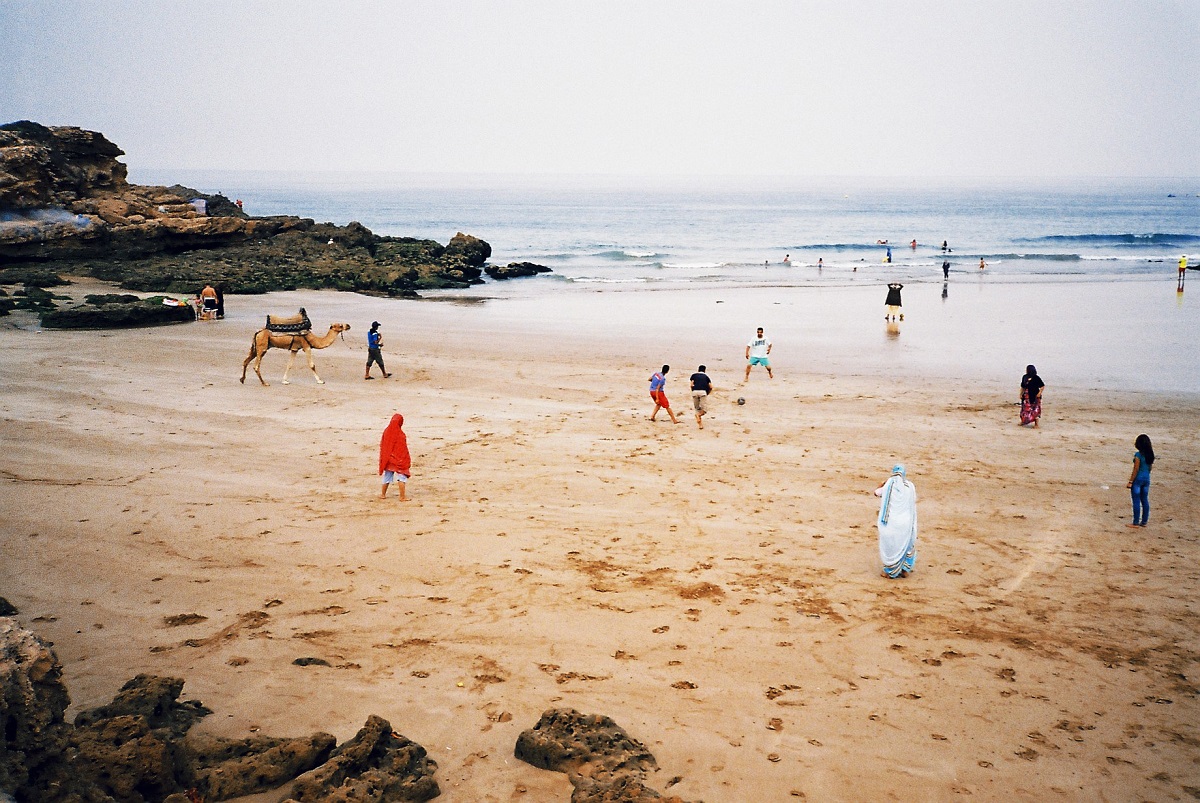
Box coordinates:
[240,323,351,386]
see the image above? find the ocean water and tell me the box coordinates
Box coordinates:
[135,171,1199,289]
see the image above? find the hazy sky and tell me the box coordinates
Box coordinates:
[2,1,1197,178]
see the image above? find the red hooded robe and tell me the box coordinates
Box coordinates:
[379,413,411,476]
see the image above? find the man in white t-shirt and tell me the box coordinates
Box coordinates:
[744,327,773,381]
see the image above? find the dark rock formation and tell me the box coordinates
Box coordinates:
[0,618,73,796]
[515,709,697,802]
[286,714,441,802]
[0,597,18,616]
[73,674,213,736]
[0,620,428,802]
[182,730,336,801]
[0,122,494,295]
[485,261,552,280]
[40,295,197,329]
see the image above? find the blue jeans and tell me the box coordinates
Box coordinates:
[1131,478,1150,526]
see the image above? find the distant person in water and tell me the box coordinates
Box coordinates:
[1126,434,1155,528]
[884,282,904,321]
[817,257,823,269]
[745,328,773,381]
[884,247,892,264]
[941,240,949,252]
[1019,365,1044,427]
[874,464,918,579]
[783,254,791,264]
[942,259,950,278]
[910,239,917,249]
[379,413,410,500]
[979,257,987,270]
[649,365,679,424]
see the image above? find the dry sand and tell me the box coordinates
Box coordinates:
[1,280,1198,801]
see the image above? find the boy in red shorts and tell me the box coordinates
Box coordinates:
[649,364,679,424]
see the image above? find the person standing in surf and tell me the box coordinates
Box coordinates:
[884,282,904,321]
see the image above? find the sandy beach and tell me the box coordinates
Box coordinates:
[2,278,1198,800]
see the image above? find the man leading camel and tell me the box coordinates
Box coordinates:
[365,321,392,380]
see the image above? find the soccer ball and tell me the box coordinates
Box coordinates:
[737,397,746,405]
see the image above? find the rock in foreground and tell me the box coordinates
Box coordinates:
[515,708,698,802]
[0,618,436,802]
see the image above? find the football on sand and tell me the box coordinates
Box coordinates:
[737,397,746,405]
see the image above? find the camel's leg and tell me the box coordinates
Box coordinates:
[241,344,257,384]
[254,350,269,386]
[282,349,298,384]
[304,343,325,384]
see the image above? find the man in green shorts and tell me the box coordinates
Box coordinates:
[744,327,773,381]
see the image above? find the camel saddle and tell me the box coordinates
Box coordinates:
[266,308,311,334]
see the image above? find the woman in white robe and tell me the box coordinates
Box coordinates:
[874,464,918,578]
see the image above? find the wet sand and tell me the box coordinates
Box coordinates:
[1,279,1198,800]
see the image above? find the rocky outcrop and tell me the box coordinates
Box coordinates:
[0,620,434,802]
[0,121,494,295]
[515,709,697,802]
[485,261,552,280]
[286,714,440,802]
[0,618,72,796]
[39,295,197,329]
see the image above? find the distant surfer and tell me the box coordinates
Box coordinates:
[876,239,888,245]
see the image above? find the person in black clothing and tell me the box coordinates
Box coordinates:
[884,283,904,321]
[689,365,714,429]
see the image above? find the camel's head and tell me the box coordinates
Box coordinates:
[333,323,351,333]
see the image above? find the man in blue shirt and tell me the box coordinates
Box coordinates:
[365,321,392,380]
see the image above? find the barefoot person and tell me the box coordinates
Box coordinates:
[689,364,713,429]
[649,365,679,424]
[1020,365,1045,427]
[884,282,904,321]
[744,327,773,381]
[364,321,392,380]
[874,464,918,578]
[379,413,410,500]
[1126,434,1155,528]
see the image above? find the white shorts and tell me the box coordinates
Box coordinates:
[382,471,408,484]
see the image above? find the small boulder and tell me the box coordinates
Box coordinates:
[485,262,553,280]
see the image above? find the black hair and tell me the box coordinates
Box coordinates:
[698,364,706,372]
[1026,364,1037,375]
[661,365,669,373]
[1135,434,1154,465]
